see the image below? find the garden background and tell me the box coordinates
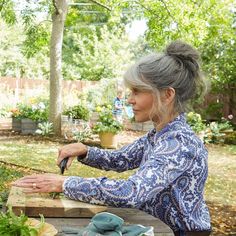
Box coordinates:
[0,0,235,235]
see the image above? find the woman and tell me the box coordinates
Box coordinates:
[14,41,211,235]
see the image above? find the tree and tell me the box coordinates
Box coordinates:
[0,0,133,136]
[62,25,134,81]
[141,0,236,119]
[49,0,68,136]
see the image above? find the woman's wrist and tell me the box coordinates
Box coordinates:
[78,144,88,159]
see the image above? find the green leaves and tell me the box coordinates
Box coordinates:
[186,111,206,133]
[62,25,134,81]
[92,105,123,134]
[12,101,49,122]
[22,24,50,58]
[36,122,54,136]
[0,0,16,25]
[144,0,236,92]
[63,105,90,121]
[0,207,41,236]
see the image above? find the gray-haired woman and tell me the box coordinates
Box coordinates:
[14,41,212,236]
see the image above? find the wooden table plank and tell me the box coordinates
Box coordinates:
[7,186,108,217]
[7,186,174,235]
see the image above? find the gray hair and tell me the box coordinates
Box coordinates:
[123,40,205,119]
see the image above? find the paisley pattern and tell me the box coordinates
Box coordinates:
[63,113,211,231]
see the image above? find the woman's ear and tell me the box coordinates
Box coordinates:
[161,87,176,105]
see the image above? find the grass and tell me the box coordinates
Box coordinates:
[0,138,133,185]
[205,144,236,204]
[0,135,235,235]
[0,137,235,205]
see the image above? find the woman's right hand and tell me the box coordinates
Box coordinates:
[57,142,88,169]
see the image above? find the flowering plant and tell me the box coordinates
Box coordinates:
[92,104,123,134]
[10,99,49,121]
[10,108,22,119]
[186,112,206,133]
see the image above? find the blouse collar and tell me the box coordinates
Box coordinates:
[147,113,186,141]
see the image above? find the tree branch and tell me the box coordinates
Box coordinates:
[133,0,180,33]
[88,0,111,11]
[159,0,176,24]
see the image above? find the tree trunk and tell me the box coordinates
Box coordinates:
[49,0,68,136]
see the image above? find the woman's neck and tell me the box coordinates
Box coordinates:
[154,112,179,131]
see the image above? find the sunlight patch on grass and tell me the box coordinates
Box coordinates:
[0,140,235,206]
[0,140,135,179]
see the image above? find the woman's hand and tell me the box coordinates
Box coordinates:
[12,174,67,194]
[57,142,87,169]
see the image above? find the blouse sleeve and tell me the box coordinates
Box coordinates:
[79,135,147,172]
[64,135,197,208]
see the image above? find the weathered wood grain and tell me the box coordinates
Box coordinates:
[7,186,174,235]
[7,186,108,217]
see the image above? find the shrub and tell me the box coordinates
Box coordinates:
[186,112,206,133]
[35,122,54,136]
[204,117,234,144]
[63,105,90,121]
[72,121,92,142]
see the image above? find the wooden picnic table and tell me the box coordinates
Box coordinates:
[45,208,174,236]
[6,186,174,235]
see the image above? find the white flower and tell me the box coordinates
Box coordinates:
[228,114,233,120]
[38,102,46,110]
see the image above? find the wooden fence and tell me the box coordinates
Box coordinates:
[0,76,96,97]
[0,77,235,124]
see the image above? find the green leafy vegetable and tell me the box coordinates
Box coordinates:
[0,206,44,236]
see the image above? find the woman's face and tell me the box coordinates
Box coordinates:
[127,89,155,122]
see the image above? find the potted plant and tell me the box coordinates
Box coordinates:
[92,105,123,149]
[10,107,22,132]
[62,104,90,139]
[12,100,49,135]
[63,104,90,121]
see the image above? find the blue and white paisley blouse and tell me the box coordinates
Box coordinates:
[63,113,211,232]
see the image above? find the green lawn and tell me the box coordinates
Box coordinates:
[0,137,235,205]
[0,138,134,192]
[0,136,235,235]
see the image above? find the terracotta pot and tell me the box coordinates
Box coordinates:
[99,132,118,149]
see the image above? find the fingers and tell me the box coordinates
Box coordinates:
[57,143,87,169]
[66,158,73,169]
[13,174,66,194]
[57,146,72,166]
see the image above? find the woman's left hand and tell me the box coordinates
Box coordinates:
[12,174,67,194]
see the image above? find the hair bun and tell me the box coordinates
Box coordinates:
[165,40,200,61]
[165,40,200,76]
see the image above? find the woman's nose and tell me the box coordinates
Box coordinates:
[127,95,135,104]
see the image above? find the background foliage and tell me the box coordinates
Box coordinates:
[0,0,235,122]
